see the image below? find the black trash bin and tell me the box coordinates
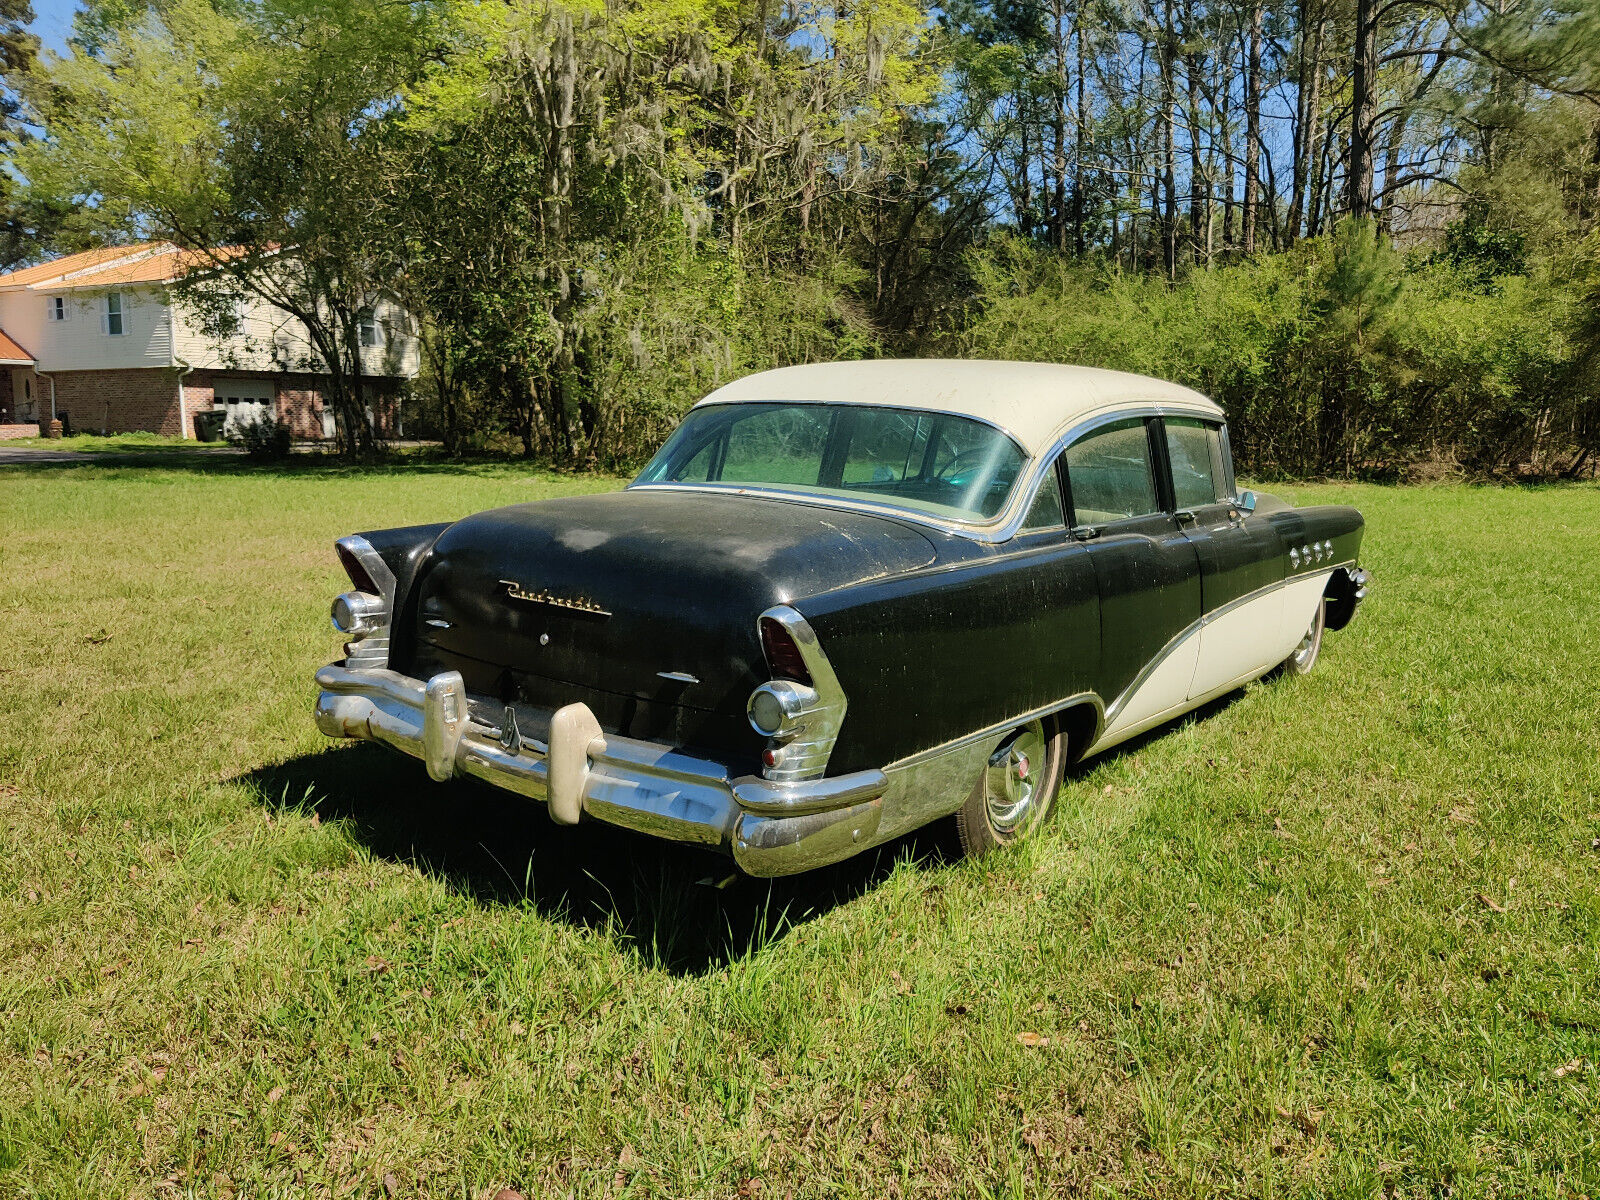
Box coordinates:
[195,411,225,442]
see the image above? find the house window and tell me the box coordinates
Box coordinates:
[103,292,127,336]
[45,296,69,322]
[358,312,381,348]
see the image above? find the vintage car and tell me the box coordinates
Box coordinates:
[314,361,1368,875]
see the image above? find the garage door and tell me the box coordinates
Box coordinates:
[217,379,277,436]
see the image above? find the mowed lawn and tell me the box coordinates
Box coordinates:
[2,460,1597,1199]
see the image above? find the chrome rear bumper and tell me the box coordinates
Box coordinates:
[313,664,889,877]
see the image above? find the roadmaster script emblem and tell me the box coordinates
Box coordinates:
[498,580,612,617]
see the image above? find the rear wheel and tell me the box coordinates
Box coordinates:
[1273,597,1326,678]
[954,717,1066,858]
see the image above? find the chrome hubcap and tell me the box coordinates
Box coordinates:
[985,720,1048,835]
[1291,606,1323,670]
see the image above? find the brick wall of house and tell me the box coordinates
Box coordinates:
[15,368,401,439]
[182,369,328,439]
[278,382,326,440]
[0,423,40,439]
[50,369,184,436]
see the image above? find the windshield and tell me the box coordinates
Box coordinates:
[635,402,1028,523]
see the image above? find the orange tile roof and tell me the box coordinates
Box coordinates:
[0,243,259,290]
[0,244,157,289]
[0,328,35,362]
[61,244,260,287]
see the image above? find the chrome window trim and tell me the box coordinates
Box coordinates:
[630,399,1226,544]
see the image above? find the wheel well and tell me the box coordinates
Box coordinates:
[1053,702,1102,764]
[1323,566,1361,631]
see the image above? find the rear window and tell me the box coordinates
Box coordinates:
[636,402,1028,523]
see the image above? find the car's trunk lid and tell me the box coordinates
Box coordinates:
[401,489,936,728]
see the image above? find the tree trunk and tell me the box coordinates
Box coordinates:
[1220,46,1235,253]
[1348,0,1378,218]
[1161,0,1179,277]
[1293,10,1326,240]
[1074,18,1089,255]
[1186,38,1205,265]
[1052,0,1070,251]
[1243,0,1263,254]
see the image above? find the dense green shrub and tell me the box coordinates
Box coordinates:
[225,415,293,461]
[955,222,1590,479]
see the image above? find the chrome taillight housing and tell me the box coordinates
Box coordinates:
[747,679,820,739]
[331,590,387,637]
[748,606,847,782]
[333,535,397,669]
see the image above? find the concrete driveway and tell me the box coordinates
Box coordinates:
[0,444,243,466]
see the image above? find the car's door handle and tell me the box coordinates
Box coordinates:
[1070,524,1101,540]
[1174,509,1197,525]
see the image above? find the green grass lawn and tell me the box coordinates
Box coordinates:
[1,460,1597,1198]
[2,432,234,454]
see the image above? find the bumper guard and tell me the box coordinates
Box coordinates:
[313,664,889,877]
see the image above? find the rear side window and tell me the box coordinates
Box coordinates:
[1020,466,1066,531]
[720,405,832,485]
[1164,418,1231,508]
[1064,419,1159,522]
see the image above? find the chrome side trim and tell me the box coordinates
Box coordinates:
[629,400,1226,545]
[887,690,1105,771]
[755,605,848,782]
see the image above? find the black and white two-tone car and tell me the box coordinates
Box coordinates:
[314,361,1368,875]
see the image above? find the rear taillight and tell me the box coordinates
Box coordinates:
[760,616,812,685]
[336,541,383,594]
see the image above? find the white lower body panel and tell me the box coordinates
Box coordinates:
[1091,569,1335,755]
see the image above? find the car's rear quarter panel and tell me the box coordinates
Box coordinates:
[799,539,1102,774]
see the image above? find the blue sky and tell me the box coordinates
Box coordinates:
[29,0,78,54]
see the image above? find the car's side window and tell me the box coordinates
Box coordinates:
[1019,463,1066,531]
[1063,419,1159,523]
[1164,418,1231,509]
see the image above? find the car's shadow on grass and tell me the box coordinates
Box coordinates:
[243,745,954,977]
[243,689,1248,976]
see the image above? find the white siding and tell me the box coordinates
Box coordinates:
[0,279,418,380]
[170,292,419,379]
[0,286,175,372]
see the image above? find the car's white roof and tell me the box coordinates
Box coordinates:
[696,359,1223,457]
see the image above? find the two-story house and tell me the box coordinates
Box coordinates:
[0,243,418,440]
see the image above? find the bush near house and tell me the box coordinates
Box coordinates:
[225,415,294,461]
